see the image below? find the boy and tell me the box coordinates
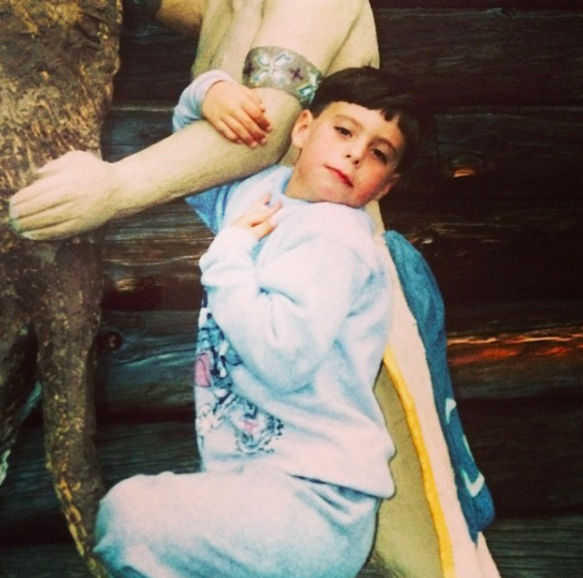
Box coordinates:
[94,67,421,578]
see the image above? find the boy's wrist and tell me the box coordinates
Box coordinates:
[173,69,236,131]
[193,70,237,109]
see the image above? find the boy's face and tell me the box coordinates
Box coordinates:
[287,102,404,207]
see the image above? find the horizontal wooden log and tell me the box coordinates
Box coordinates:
[371,1,583,8]
[380,198,583,304]
[424,107,583,196]
[112,8,583,106]
[95,310,196,414]
[375,8,583,106]
[101,105,583,198]
[101,199,210,311]
[101,104,173,162]
[448,322,583,400]
[0,543,90,578]
[98,193,583,309]
[0,419,199,543]
[100,104,583,307]
[1,398,581,541]
[113,25,196,102]
[462,399,583,516]
[90,306,583,418]
[484,515,583,578]
[2,515,582,578]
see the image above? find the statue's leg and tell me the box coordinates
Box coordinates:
[0,258,38,486]
[28,237,107,578]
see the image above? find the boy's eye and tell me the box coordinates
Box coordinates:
[335,126,351,136]
[372,148,388,163]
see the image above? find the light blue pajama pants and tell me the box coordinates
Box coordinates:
[94,463,379,578]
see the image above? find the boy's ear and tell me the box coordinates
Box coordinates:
[375,174,401,201]
[291,109,314,150]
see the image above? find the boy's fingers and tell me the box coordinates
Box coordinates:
[251,205,278,226]
[236,112,269,145]
[215,113,254,146]
[226,115,266,148]
[215,120,243,144]
[247,196,280,221]
[242,99,271,132]
[245,87,266,111]
[249,207,280,239]
[235,196,268,223]
[254,220,276,239]
[255,199,282,226]
[232,196,281,239]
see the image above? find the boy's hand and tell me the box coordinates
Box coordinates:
[232,195,282,240]
[202,81,272,148]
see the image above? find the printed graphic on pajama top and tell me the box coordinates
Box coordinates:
[194,294,284,454]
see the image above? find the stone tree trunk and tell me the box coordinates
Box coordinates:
[0,2,121,575]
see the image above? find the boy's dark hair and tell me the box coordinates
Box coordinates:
[309,67,422,173]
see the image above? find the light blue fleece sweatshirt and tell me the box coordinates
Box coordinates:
[175,73,395,498]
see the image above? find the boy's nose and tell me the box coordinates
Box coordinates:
[345,140,365,165]
[345,151,362,166]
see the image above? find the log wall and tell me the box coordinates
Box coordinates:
[1,1,582,576]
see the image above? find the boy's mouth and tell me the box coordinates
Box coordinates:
[327,166,353,187]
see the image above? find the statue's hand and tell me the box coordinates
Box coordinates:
[9,151,122,240]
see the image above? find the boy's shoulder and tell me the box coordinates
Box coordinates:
[298,200,370,233]
[234,164,292,199]
[235,165,384,262]
[277,199,384,269]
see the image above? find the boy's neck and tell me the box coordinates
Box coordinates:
[283,168,306,201]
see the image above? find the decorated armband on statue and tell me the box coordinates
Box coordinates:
[242,46,323,108]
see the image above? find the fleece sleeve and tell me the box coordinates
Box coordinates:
[172,69,242,231]
[172,69,236,132]
[199,226,371,393]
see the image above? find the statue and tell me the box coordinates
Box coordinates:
[0,2,121,576]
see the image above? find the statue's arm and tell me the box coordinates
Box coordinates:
[122,0,204,36]
[152,0,205,36]
[9,0,367,240]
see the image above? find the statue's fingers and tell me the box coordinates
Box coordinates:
[18,216,88,240]
[9,179,73,220]
[11,198,79,238]
[33,150,97,180]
